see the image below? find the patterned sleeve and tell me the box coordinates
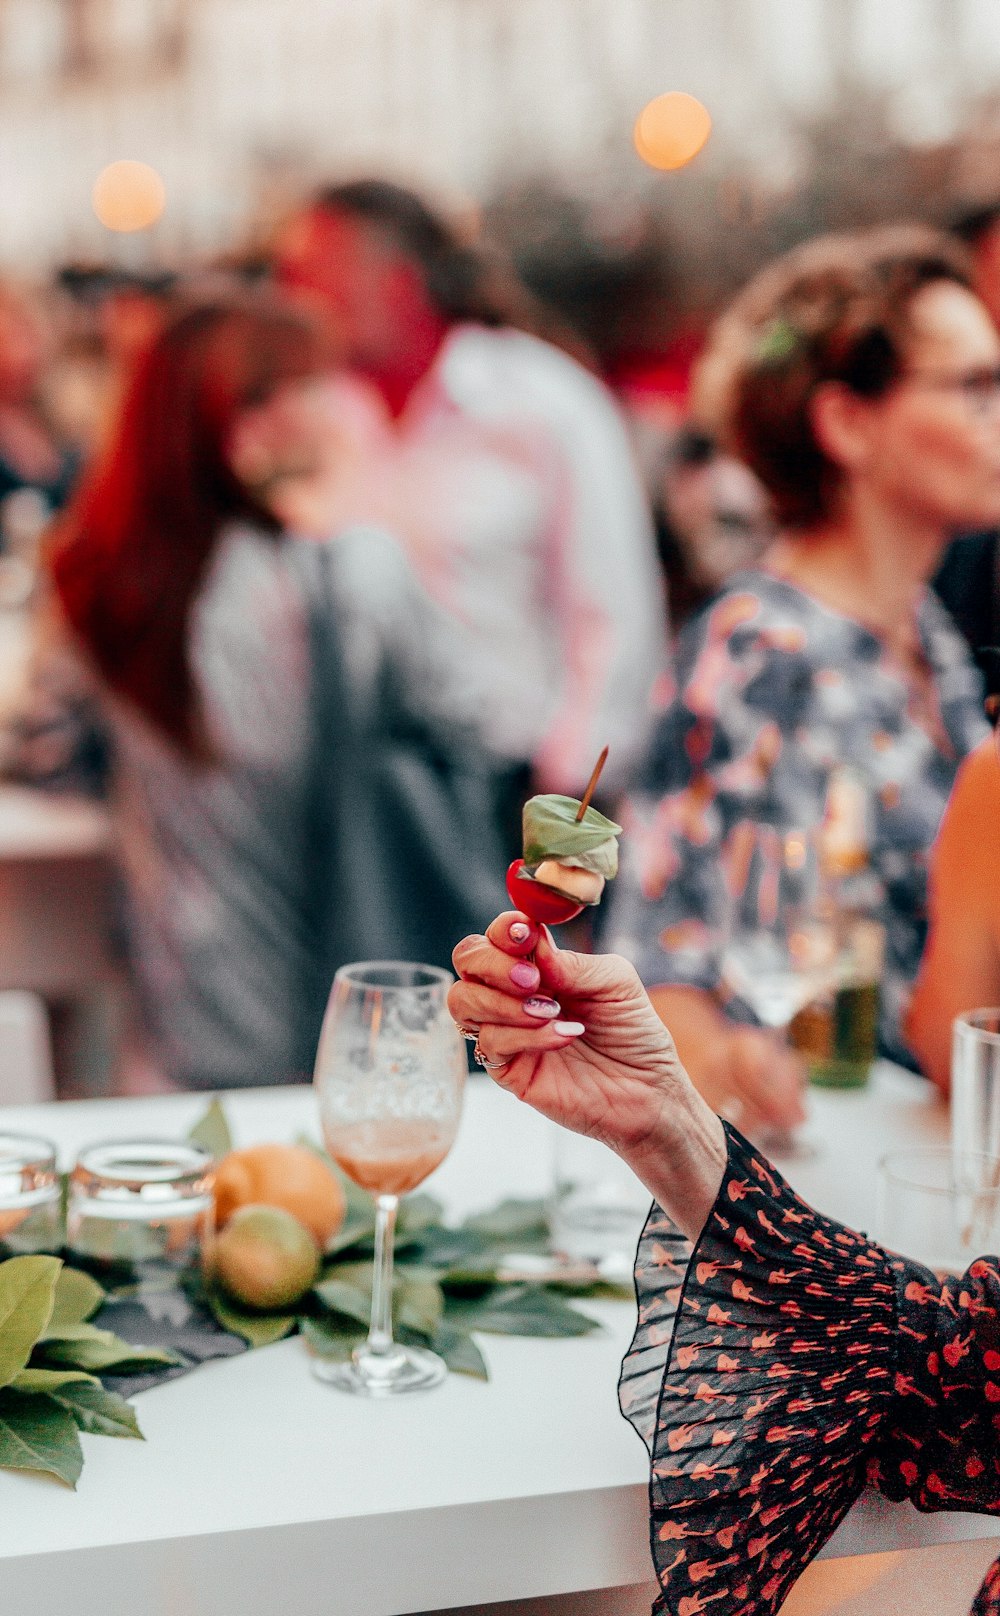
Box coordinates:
[604,587,824,997]
[621,1125,1000,1615]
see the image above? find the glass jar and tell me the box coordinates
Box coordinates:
[0,1132,61,1256]
[67,1140,214,1280]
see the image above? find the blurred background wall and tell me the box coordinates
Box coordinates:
[6,0,1000,275]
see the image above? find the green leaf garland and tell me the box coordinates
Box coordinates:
[0,1389,83,1488]
[0,1257,61,1388]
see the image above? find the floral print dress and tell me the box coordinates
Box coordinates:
[605,571,987,1066]
[619,1125,1000,1614]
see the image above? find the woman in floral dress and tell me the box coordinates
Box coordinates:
[606,226,1000,1134]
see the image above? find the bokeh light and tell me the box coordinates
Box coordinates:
[92,161,166,233]
[633,92,712,171]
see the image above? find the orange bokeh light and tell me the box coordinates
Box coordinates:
[92,161,166,233]
[633,92,712,171]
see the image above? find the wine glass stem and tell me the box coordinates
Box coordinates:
[367,1193,399,1357]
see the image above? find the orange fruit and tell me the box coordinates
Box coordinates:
[213,1144,346,1247]
[214,1205,319,1310]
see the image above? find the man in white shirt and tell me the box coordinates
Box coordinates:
[275,179,670,795]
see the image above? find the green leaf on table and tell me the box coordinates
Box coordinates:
[0,1256,62,1389]
[49,1381,143,1440]
[206,1289,296,1348]
[396,1273,444,1339]
[546,1276,635,1302]
[37,1322,179,1373]
[12,1368,97,1392]
[322,1215,377,1259]
[300,1315,364,1362]
[0,1389,83,1487]
[445,1284,599,1339]
[49,1267,106,1331]
[396,1193,445,1239]
[461,1199,550,1242]
[430,1324,488,1381]
[313,1276,374,1330]
[188,1098,233,1159]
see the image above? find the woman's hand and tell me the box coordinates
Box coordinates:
[450,913,727,1240]
[646,985,807,1139]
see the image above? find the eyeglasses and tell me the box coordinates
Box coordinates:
[899,365,1000,415]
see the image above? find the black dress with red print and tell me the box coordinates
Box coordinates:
[620,1124,1000,1615]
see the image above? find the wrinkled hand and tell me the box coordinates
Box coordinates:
[450,912,689,1164]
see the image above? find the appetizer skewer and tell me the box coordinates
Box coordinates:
[506,747,621,926]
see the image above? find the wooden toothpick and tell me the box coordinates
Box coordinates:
[576,746,609,821]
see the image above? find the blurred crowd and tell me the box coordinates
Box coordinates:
[5,177,1000,1125]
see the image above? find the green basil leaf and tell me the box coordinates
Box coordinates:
[187,1098,233,1159]
[206,1290,296,1348]
[0,1256,62,1389]
[522,795,621,868]
[0,1389,83,1487]
[49,1267,106,1331]
[51,1381,143,1440]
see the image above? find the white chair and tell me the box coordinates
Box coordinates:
[0,990,54,1105]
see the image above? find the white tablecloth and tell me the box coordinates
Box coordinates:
[0,1067,996,1616]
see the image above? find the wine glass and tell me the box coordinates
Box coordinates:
[313,961,466,1395]
[721,826,834,1156]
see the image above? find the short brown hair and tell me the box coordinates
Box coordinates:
[694,225,974,529]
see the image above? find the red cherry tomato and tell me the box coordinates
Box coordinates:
[505,859,584,925]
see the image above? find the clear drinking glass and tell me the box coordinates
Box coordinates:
[722,827,834,1030]
[0,1132,61,1256]
[876,1147,1000,1274]
[952,1010,1000,1176]
[67,1140,215,1280]
[721,827,835,1156]
[313,961,466,1395]
[550,1130,651,1281]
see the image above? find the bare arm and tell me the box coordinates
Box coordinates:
[907,741,1000,1093]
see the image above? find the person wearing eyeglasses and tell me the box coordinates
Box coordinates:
[602,225,999,1135]
[451,913,1000,1616]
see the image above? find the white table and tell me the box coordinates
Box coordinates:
[0,1068,997,1616]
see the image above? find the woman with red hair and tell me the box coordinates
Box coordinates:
[18,293,512,1091]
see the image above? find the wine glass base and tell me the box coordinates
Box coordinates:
[311,1344,448,1396]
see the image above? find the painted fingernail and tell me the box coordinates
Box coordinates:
[523,996,560,1019]
[509,922,531,943]
[553,1021,585,1037]
[510,961,540,990]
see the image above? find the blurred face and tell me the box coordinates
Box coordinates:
[839,282,1000,531]
[274,207,430,377]
[227,374,333,497]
